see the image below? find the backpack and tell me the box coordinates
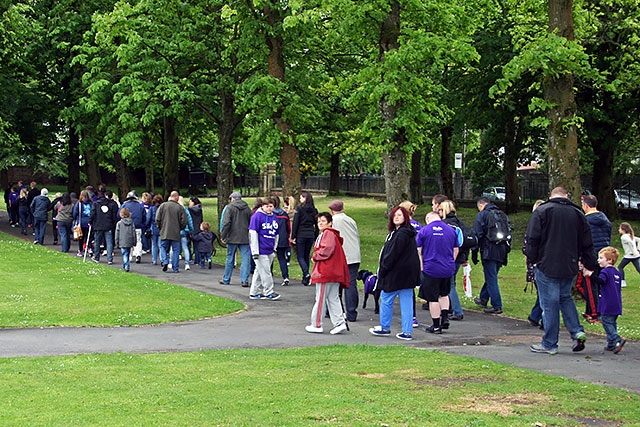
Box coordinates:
[485,208,512,248]
[458,220,478,251]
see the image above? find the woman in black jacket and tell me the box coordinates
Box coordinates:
[291,192,318,285]
[369,206,421,340]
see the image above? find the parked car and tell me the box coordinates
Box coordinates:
[615,189,640,209]
[482,186,506,201]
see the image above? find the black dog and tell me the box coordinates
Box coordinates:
[358,269,381,314]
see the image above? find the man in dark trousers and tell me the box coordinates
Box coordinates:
[526,186,597,355]
[90,189,119,264]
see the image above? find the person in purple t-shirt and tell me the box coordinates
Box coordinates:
[584,246,626,354]
[248,197,280,301]
[416,211,459,334]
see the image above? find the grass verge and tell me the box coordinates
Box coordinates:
[1,345,638,426]
[0,233,243,327]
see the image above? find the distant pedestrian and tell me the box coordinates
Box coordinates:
[115,207,137,272]
[291,191,318,285]
[617,222,640,288]
[273,196,292,286]
[73,190,93,257]
[329,199,361,322]
[248,197,280,300]
[89,190,118,264]
[30,188,50,245]
[55,193,74,253]
[119,191,146,264]
[220,192,252,286]
[191,221,214,269]
[155,191,188,273]
[583,247,626,354]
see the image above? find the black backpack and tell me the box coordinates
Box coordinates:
[445,216,477,251]
[485,208,512,248]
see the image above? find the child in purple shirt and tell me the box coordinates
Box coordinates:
[584,246,626,354]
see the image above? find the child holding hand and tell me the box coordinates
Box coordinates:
[191,221,214,269]
[583,247,626,354]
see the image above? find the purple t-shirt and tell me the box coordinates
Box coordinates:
[249,209,279,255]
[598,266,622,315]
[416,219,459,278]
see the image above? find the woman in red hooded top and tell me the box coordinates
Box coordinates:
[305,212,350,335]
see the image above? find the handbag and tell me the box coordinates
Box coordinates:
[463,264,473,299]
[73,224,83,241]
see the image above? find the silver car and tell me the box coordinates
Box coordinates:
[615,189,640,209]
[482,186,506,201]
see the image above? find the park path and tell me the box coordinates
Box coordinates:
[1,209,638,395]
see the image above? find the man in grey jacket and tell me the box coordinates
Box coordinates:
[156,191,188,273]
[220,192,252,286]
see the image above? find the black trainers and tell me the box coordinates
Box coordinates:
[441,317,450,330]
[572,332,586,352]
[484,307,503,314]
[426,325,442,334]
[474,297,488,308]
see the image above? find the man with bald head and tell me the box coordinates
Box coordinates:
[156,191,188,273]
[525,186,597,355]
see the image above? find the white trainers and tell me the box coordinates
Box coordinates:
[621,280,627,288]
[185,265,190,271]
[330,323,348,335]
[305,325,323,333]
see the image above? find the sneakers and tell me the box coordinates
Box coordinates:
[484,307,503,314]
[208,261,212,269]
[572,332,587,352]
[474,297,488,308]
[302,274,311,286]
[613,339,626,354]
[265,293,281,300]
[396,332,413,341]
[412,317,419,327]
[621,280,627,288]
[91,257,99,264]
[330,323,348,335]
[530,344,558,355]
[185,265,190,271]
[218,279,230,285]
[449,314,464,321]
[369,326,391,336]
[305,325,323,333]
[441,317,450,330]
[281,278,290,286]
[162,264,168,272]
[249,294,263,300]
[77,251,84,257]
[135,256,141,264]
[527,317,540,327]
[426,325,442,334]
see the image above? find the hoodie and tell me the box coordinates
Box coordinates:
[115,217,137,248]
[249,207,279,255]
[586,210,612,253]
[310,227,350,286]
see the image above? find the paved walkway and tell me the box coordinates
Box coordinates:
[1,210,638,395]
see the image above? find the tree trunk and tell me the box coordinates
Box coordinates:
[163,115,179,199]
[410,150,422,204]
[217,89,236,221]
[84,149,102,189]
[67,126,81,194]
[143,135,154,193]
[545,0,581,204]
[440,126,453,199]
[590,124,617,218]
[379,1,408,211]
[113,151,130,201]
[264,4,301,200]
[503,119,521,214]
[329,152,340,195]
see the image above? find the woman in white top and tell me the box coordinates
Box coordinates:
[618,222,640,287]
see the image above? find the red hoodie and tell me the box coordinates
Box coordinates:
[310,227,350,287]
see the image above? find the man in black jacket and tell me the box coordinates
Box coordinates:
[526,186,597,355]
[90,190,119,264]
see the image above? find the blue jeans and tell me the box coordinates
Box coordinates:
[180,235,191,267]
[121,247,131,271]
[58,222,72,253]
[535,267,584,350]
[223,243,251,283]
[93,230,114,263]
[151,233,161,264]
[601,315,621,348]
[19,207,29,233]
[379,288,414,334]
[296,237,314,278]
[448,263,464,316]
[529,284,543,324]
[199,252,212,268]
[161,239,181,272]
[33,218,47,244]
[479,260,503,309]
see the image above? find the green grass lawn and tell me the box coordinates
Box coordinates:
[1,345,639,426]
[0,233,243,327]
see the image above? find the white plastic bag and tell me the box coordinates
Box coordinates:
[463,264,473,299]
